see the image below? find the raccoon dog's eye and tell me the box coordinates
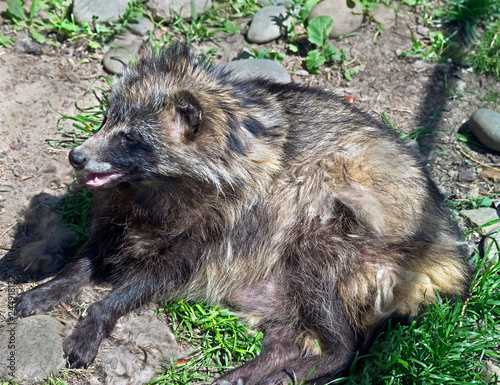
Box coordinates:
[121,133,136,145]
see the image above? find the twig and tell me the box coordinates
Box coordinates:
[60,302,80,320]
[455,182,494,195]
[459,148,500,172]
[0,221,18,238]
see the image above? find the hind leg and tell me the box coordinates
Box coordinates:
[215,323,301,385]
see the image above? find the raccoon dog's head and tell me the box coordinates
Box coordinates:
[69,43,246,189]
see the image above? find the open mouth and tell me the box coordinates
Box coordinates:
[84,168,131,187]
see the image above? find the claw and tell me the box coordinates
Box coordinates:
[84,362,90,369]
[237,379,244,385]
[28,310,35,316]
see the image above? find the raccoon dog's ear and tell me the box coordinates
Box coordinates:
[169,90,203,140]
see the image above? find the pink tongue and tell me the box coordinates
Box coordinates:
[85,171,126,187]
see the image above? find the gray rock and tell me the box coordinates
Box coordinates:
[0,1,8,14]
[482,230,500,264]
[147,0,212,22]
[247,6,289,44]
[460,208,500,235]
[308,0,363,38]
[103,34,143,75]
[0,315,66,382]
[73,0,131,24]
[100,310,180,385]
[217,59,291,83]
[468,108,500,152]
[458,170,477,182]
[14,32,43,54]
[369,5,396,29]
[127,17,154,36]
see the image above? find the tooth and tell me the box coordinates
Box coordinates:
[94,177,99,183]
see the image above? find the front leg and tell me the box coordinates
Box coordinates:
[63,262,186,368]
[16,257,93,316]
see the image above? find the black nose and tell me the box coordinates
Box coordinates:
[69,149,87,170]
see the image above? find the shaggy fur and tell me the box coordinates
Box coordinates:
[16,43,471,384]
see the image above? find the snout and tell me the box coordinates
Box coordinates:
[69,148,87,170]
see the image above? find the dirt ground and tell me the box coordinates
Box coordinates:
[0,3,499,384]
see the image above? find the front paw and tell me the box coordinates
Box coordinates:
[63,317,103,368]
[15,286,64,317]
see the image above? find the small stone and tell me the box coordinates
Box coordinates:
[14,32,43,54]
[369,5,396,29]
[458,170,477,182]
[103,34,143,75]
[217,59,291,83]
[73,0,131,24]
[482,230,500,264]
[308,0,363,38]
[295,69,309,76]
[468,108,500,152]
[247,6,289,44]
[147,0,212,22]
[0,316,66,382]
[127,17,154,36]
[416,24,429,38]
[0,1,8,14]
[460,207,500,235]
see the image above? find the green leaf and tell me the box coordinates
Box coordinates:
[30,29,46,43]
[306,49,326,73]
[298,0,321,22]
[307,15,333,48]
[6,0,26,20]
[0,34,15,47]
[29,0,41,19]
[222,19,241,35]
[324,44,341,61]
[289,44,298,53]
[88,40,101,49]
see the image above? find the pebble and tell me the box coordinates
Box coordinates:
[460,207,500,235]
[0,1,8,14]
[147,0,212,21]
[295,69,309,76]
[468,108,500,152]
[247,6,289,44]
[103,33,143,75]
[308,0,363,38]
[73,0,130,24]
[127,17,154,36]
[369,5,396,29]
[14,32,43,54]
[482,230,500,264]
[0,316,66,382]
[458,170,477,182]
[218,59,291,83]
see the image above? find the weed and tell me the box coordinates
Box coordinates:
[246,44,286,62]
[472,19,500,78]
[0,34,15,47]
[304,15,364,79]
[151,300,263,385]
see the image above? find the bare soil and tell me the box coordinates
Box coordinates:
[0,3,499,384]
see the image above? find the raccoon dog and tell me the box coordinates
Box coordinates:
[16,43,471,384]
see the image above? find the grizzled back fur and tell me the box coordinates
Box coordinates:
[17,43,471,384]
